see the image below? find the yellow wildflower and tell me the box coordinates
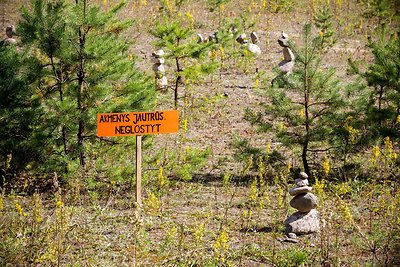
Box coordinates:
[219,46,225,59]
[266,142,271,154]
[276,186,284,208]
[32,193,43,224]
[147,191,160,210]
[315,178,325,197]
[14,199,27,217]
[384,136,398,160]
[299,109,304,118]
[213,228,229,257]
[338,200,353,224]
[323,157,330,175]
[158,166,168,188]
[396,114,400,124]
[249,178,258,205]
[185,11,194,25]
[262,0,267,9]
[372,145,380,159]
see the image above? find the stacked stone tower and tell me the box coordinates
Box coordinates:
[152,49,167,90]
[285,172,320,236]
[277,31,295,74]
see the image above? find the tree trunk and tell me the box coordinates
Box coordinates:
[174,55,182,109]
[76,0,87,167]
[302,31,311,177]
[302,137,310,176]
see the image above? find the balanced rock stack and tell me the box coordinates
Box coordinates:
[236,32,261,56]
[277,31,295,74]
[284,172,320,235]
[152,49,167,90]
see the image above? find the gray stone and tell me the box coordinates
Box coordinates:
[278,60,294,74]
[283,237,298,243]
[4,38,17,46]
[156,76,168,89]
[295,178,309,187]
[287,232,297,239]
[285,208,320,235]
[197,33,204,43]
[151,57,165,64]
[246,43,261,56]
[299,172,308,179]
[152,64,165,74]
[208,32,218,42]
[278,31,289,47]
[236,33,248,44]
[283,47,295,61]
[6,25,15,38]
[250,31,259,44]
[289,186,312,196]
[290,193,317,212]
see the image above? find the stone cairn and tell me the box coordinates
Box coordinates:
[152,49,167,90]
[236,31,261,56]
[4,25,17,46]
[277,31,295,74]
[284,171,320,242]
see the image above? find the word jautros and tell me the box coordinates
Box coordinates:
[97,110,178,137]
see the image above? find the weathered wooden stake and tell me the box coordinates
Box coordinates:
[136,135,142,206]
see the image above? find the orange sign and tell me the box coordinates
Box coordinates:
[97,110,179,137]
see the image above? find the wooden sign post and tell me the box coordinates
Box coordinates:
[136,135,142,205]
[97,110,179,206]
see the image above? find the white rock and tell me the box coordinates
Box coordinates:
[246,43,261,56]
[4,38,17,46]
[152,49,165,58]
[287,232,297,239]
[299,172,308,179]
[197,33,204,43]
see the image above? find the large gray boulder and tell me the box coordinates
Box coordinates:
[285,208,320,235]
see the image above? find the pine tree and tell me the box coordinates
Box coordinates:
[0,43,44,184]
[245,24,347,176]
[150,14,218,109]
[348,28,400,139]
[18,0,155,172]
[314,5,336,50]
